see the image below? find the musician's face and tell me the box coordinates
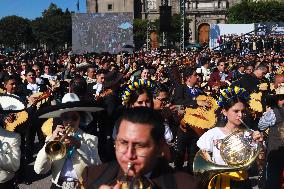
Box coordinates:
[60,111,80,129]
[44,66,50,74]
[141,69,150,80]
[245,66,253,74]
[96,74,105,84]
[115,120,161,177]
[87,68,96,78]
[26,72,36,83]
[186,72,198,86]
[4,79,17,94]
[33,66,41,77]
[153,91,169,110]
[239,66,245,73]
[218,63,225,72]
[223,102,245,126]
[254,68,267,79]
[132,92,152,108]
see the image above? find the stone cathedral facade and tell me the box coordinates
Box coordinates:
[86,0,241,44]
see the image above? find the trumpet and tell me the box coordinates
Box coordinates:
[117,162,153,189]
[45,124,75,160]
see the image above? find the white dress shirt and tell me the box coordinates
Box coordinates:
[27,83,40,94]
[93,83,103,95]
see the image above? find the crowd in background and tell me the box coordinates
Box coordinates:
[0,32,283,189]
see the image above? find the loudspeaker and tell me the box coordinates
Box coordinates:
[159,6,171,32]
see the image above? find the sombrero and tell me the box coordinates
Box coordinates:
[38,93,104,119]
[0,94,26,113]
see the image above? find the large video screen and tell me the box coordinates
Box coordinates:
[209,24,254,49]
[72,13,134,54]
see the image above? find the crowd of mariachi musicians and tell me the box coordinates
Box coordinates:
[0,44,283,189]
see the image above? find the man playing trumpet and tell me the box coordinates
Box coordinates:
[34,93,102,189]
[81,107,201,189]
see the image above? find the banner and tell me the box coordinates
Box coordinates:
[255,22,284,36]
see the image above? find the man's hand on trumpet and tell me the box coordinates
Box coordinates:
[51,125,65,140]
[50,125,81,149]
[64,135,81,149]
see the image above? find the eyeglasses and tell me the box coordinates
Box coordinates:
[61,114,80,122]
[115,139,152,157]
[27,74,35,77]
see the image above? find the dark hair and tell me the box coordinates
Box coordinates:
[222,96,248,111]
[126,86,153,108]
[96,69,106,75]
[115,107,165,143]
[255,64,267,71]
[87,66,97,73]
[5,63,13,69]
[245,64,254,69]
[3,75,17,84]
[153,83,169,98]
[217,61,225,66]
[183,68,196,82]
[25,69,35,76]
[70,76,87,97]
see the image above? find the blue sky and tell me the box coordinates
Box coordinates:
[0,0,86,20]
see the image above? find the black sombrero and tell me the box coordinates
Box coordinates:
[38,93,104,119]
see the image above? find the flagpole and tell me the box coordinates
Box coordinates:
[76,0,80,13]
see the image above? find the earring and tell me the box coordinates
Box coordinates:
[222,115,227,122]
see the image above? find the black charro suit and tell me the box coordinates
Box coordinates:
[172,84,204,173]
[81,158,202,189]
[172,84,200,108]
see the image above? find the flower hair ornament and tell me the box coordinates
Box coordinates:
[121,79,156,106]
[217,86,250,108]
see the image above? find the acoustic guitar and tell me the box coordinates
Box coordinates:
[4,91,51,131]
[249,92,263,113]
[0,88,6,94]
[41,118,53,136]
[180,95,218,136]
[29,91,51,109]
[94,89,113,100]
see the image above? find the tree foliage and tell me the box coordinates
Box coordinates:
[227,0,284,23]
[31,3,72,49]
[167,14,190,46]
[0,3,71,50]
[0,2,193,51]
[0,16,32,49]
